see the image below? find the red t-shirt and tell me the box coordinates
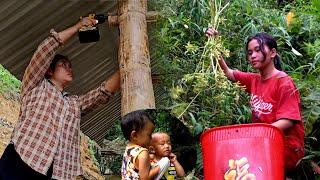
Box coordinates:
[234,70,304,171]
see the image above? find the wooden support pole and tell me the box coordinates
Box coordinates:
[108,11,158,27]
[118,0,155,116]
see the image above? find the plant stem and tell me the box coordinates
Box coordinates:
[178,91,201,118]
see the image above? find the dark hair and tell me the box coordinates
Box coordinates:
[121,110,155,140]
[246,33,282,71]
[45,54,70,79]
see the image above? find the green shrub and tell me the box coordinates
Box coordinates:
[0,64,21,99]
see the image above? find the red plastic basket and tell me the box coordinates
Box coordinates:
[200,123,284,180]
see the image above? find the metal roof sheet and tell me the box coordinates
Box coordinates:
[0,0,165,145]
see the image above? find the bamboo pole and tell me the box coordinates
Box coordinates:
[118,0,155,116]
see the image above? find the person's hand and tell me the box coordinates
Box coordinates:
[76,17,98,29]
[168,152,177,163]
[205,27,219,38]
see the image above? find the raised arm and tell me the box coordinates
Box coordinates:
[218,56,235,81]
[21,31,62,96]
[103,70,120,93]
[79,70,120,115]
[21,17,97,97]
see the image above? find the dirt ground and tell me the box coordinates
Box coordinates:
[0,94,20,156]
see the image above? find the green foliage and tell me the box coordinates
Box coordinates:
[286,2,320,167]
[154,0,320,176]
[0,64,21,99]
[106,155,123,175]
[88,139,101,170]
[154,0,251,136]
[104,120,124,141]
[292,65,320,136]
[102,119,124,175]
[149,109,173,132]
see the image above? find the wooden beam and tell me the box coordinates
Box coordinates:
[118,0,155,116]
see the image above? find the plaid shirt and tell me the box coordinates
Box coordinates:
[11,29,113,179]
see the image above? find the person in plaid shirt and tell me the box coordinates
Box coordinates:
[0,17,120,180]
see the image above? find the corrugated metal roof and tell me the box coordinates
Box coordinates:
[0,0,166,145]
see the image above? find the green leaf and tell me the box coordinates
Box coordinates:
[291,47,302,56]
[189,112,197,125]
[193,122,203,135]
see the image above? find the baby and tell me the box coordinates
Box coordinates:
[150,132,185,180]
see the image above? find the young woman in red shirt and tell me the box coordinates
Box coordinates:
[206,28,304,177]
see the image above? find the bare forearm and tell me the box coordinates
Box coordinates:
[173,161,185,177]
[218,56,235,81]
[272,119,294,132]
[58,17,97,44]
[138,151,155,180]
[58,24,81,43]
[79,71,120,114]
[149,166,160,179]
[104,70,120,93]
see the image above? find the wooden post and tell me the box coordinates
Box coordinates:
[118,0,155,116]
[108,11,158,26]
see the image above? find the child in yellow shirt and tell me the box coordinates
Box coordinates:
[150,132,185,180]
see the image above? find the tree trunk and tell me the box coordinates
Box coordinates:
[118,0,155,116]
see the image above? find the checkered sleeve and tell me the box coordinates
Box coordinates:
[78,82,113,115]
[21,29,63,97]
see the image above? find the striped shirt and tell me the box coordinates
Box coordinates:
[11,29,113,179]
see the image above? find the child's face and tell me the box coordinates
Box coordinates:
[152,133,172,157]
[135,120,155,148]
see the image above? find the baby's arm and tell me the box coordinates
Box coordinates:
[150,165,161,179]
[169,153,185,177]
[137,150,160,179]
